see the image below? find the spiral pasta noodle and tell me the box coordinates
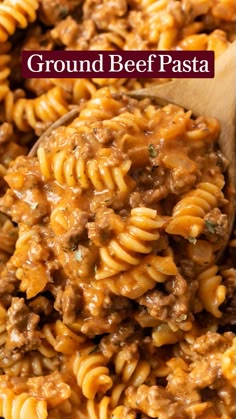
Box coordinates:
[3,352,58,377]
[166,182,224,238]
[0,389,47,419]
[38,146,132,191]
[73,345,113,399]
[0,42,10,101]
[0,0,39,43]
[96,208,163,279]
[71,90,123,126]
[114,349,151,387]
[5,87,69,132]
[87,396,135,419]
[107,254,178,299]
[103,110,148,133]
[197,265,226,318]
[72,79,97,104]
[38,321,85,357]
[0,304,7,348]
[87,396,110,419]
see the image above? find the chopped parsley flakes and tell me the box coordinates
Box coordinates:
[148,144,158,158]
[205,220,216,234]
[74,249,82,262]
[187,236,197,244]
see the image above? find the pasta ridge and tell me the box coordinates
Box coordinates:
[0,0,39,43]
[0,42,10,101]
[73,345,113,400]
[107,254,178,299]
[0,389,48,419]
[197,265,226,318]
[0,304,7,348]
[114,349,151,386]
[38,321,86,357]
[38,146,132,191]
[5,87,69,132]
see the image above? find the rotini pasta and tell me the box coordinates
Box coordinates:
[2,352,59,377]
[0,0,39,43]
[38,146,133,191]
[0,304,7,348]
[5,87,69,132]
[166,182,224,238]
[39,321,85,357]
[107,254,178,298]
[73,345,113,399]
[0,42,10,101]
[0,389,47,419]
[197,265,226,318]
[114,348,151,386]
[86,397,136,419]
[96,207,163,279]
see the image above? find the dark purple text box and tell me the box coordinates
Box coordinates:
[22,50,214,78]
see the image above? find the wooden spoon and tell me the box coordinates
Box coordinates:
[130,41,236,257]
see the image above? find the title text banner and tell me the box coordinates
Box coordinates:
[22,50,214,78]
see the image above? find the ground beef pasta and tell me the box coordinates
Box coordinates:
[0,89,235,419]
[0,0,235,418]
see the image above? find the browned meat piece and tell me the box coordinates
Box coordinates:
[125,385,187,418]
[55,210,88,249]
[74,291,132,337]
[38,0,81,26]
[79,310,129,336]
[87,208,124,246]
[29,296,53,317]
[138,274,192,331]
[192,330,233,355]
[0,265,19,303]
[83,0,127,29]
[222,268,236,299]
[54,283,82,324]
[93,126,114,144]
[54,242,99,281]
[188,357,221,389]
[0,156,49,225]
[51,17,96,48]
[6,297,41,351]
[99,322,136,357]
[169,169,197,195]
[51,16,81,46]
[204,208,228,241]
[220,294,236,327]
[27,371,71,409]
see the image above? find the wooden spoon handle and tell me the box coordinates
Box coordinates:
[130,42,236,260]
[129,40,236,121]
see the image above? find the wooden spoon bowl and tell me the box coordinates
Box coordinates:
[129,41,236,258]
